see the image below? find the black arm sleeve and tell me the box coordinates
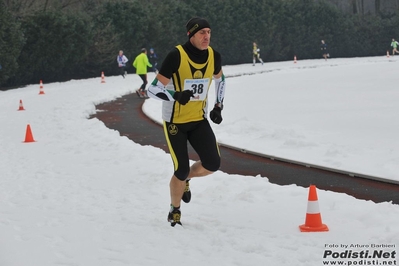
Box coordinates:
[214,50,222,75]
[158,48,180,79]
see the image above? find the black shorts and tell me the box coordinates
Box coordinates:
[163,119,221,180]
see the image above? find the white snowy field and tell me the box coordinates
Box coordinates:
[145,56,399,183]
[0,56,398,266]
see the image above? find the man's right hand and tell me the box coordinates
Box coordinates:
[173,90,194,105]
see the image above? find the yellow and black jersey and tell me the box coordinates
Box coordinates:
[157,41,222,123]
[253,45,259,55]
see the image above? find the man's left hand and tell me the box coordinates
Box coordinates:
[210,105,223,124]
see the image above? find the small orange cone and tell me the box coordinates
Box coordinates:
[18,99,25,111]
[39,80,45,95]
[294,56,297,63]
[101,72,106,83]
[387,51,390,58]
[299,185,329,232]
[23,124,36,143]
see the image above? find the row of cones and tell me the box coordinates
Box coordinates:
[19,80,42,142]
[19,79,44,142]
[19,72,106,143]
[18,79,44,110]
[36,72,107,93]
[38,71,106,93]
[36,70,105,96]
[18,80,42,141]
[19,100,36,142]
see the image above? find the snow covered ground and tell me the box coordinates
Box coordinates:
[0,56,398,266]
[145,56,399,183]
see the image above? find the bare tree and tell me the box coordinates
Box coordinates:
[84,21,120,74]
[351,0,365,14]
[375,0,380,13]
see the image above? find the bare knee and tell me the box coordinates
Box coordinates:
[188,161,215,178]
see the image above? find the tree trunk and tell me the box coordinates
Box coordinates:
[375,0,380,14]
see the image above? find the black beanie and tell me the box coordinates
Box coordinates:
[186,17,211,38]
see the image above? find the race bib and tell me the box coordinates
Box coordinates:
[184,78,210,101]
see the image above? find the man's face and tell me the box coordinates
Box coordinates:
[190,28,211,50]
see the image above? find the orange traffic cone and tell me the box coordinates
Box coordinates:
[18,99,25,111]
[387,51,390,58]
[294,56,297,63]
[299,185,329,232]
[101,72,106,83]
[39,80,45,95]
[23,124,36,143]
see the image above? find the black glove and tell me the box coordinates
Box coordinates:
[210,105,223,124]
[173,90,194,105]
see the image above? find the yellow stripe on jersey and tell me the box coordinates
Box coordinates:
[169,45,215,123]
[163,121,178,171]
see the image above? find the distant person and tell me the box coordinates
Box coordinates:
[391,39,399,55]
[252,42,264,66]
[117,50,128,78]
[148,48,158,73]
[321,40,329,61]
[133,48,152,97]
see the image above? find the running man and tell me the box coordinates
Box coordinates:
[321,40,329,61]
[148,48,159,73]
[391,39,399,55]
[253,42,264,66]
[117,50,128,78]
[147,17,226,227]
[133,48,152,97]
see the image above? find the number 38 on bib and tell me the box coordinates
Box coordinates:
[184,78,210,101]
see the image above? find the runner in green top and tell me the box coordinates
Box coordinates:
[133,48,152,97]
[391,39,399,55]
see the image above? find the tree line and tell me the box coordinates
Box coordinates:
[1,0,399,89]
